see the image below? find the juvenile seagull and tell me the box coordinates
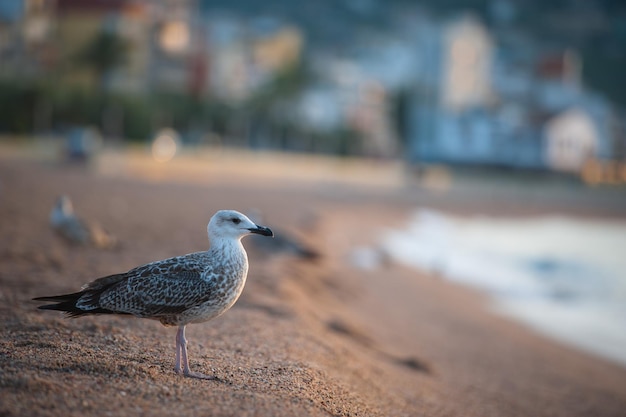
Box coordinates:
[50,195,117,249]
[34,210,273,379]
[247,210,320,261]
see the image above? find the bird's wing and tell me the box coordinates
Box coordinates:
[83,254,216,317]
[55,216,91,244]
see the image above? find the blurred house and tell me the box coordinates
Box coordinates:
[54,0,129,89]
[296,59,399,157]
[149,0,206,95]
[205,15,303,103]
[544,108,599,172]
[534,50,582,112]
[342,36,416,157]
[205,16,251,102]
[405,15,535,167]
[297,81,344,133]
[535,50,615,173]
[296,33,413,157]
[106,1,152,94]
[404,13,621,174]
[250,18,302,82]
[0,0,195,94]
[441,15,494,112]
[1,0,623,175]
[0,2,24,76]
[0,0,55,77]
[346,79,398,157]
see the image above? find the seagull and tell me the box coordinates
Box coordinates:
[34,210,273,379]
[246,209,320,261]
[50,195,117,249]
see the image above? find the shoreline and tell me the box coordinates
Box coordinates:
[381,208,626,369]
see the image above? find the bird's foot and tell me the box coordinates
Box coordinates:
[175,368,218,380]
[184,370,219,380]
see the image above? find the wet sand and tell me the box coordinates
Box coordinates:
[1,147,626,417]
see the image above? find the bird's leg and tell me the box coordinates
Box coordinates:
[174,325,184,374]
[175,325,216,380]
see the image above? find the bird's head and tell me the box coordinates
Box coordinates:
[207,210,273,241]
[56,195,74,215]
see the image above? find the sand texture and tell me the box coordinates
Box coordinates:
[1,151,626,417]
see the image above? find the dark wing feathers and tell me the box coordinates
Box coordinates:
[100,270,214,317]
[34,254,214,318]
[141,304,190,316]
[82,273,128,291]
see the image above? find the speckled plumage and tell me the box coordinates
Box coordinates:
[75,249,248,326]
[34,209,273,379]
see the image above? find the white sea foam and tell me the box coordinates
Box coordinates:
[382,209,626,367]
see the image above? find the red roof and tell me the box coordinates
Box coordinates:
[536,54,567,78]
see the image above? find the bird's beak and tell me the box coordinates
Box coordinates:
[249,225,273,237]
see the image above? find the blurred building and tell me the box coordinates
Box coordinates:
[535,50,614,173]
[544,108,599,172]
[441,15,494,112]
[0,0,55,77]
[205,16,250,102]
[404,13,622,174]
[251,19,301,81]
[0,0,624,174]
[149,3,197,94]
[107,1,151,94]
[296,32,412,158]
[205,15,303,103]
[54,0,129,89]
[406,14,535,167]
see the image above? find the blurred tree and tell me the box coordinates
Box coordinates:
[75,30,129,92]
[391,88,411,150]
[247,62,310,111]
[243,62,310,149]
[582,49,626,107]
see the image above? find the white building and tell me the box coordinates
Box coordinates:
[440,15,494,112]
[544,107,600,172]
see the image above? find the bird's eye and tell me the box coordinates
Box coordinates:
[231,218,241,225]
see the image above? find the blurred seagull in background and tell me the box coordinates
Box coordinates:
[247,209,321,261]
[49,195,117,249]
[35,209,273,380]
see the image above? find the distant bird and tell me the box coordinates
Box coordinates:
[247,209,321,261]
[35,210,273,379]
[50,195,117,249]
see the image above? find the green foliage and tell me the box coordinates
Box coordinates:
[0,58,360,154]
[0,79,246,142]
[582,49,626,107]
[74,31,130,89]
[0,81,39,134]
[245,62,310,115]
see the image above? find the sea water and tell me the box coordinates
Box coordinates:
[382,209,626,367]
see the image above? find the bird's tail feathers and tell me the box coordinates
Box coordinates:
[37,300,91,317]
[33,291,122,317]
[32,291,84,303]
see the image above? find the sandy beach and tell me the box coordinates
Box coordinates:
[1,146,626,417]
